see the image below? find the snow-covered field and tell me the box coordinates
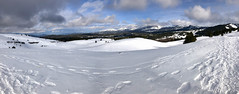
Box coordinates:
[0,32,239,94]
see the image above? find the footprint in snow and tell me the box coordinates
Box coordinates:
[81,70,89,72]
[177,82,191,94]
[198,65,206,71]
[70,92,84,94]
[102,81,132,94]
[50,91,61,94]
[44,81,56,87]
[102,87,114,94]
[135,68,141,71]
[184,53,190,56]
[194,73,203,81]
[47,65,56,70]
[57,66,63,69]
[187,62,202,70]
[158,72,168,78]
[108,71,116,73]
[171,70,181,75]
[68,69,76,72]
[25,70,39,76]
[92,72,101,75]
[151,64,159,69]
[205,60,213,66]
[114,81,132,90]
[38,63,44,66]
[146,77,155,82]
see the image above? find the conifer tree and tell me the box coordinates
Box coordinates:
[183,32,197,44]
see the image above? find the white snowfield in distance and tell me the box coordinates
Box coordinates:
[0,31,239,94]
[0,34,184,52]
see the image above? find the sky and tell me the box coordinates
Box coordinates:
[0,0,239,34]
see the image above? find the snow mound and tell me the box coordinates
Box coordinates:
[84,38,182,52]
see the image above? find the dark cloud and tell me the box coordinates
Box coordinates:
[106,0,147,11]
[135,18,169,26]
[0,14,36,28]
[0,0,67,28]
[40,13,66,23]
[225,0,239,5]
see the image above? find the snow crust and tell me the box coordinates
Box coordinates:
[1,31,239,94]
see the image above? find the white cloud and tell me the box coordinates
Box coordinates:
[66,15,118,27]
[60,9,79,21]
[153,0,180,8]
[78,0,104,14]
[135,18,170,27]
[225,0,239,5]
[137,18,160,26]
[87,26,106,29]
[185,5,211,22]
[112,0,147,10]
[169,19,193,26]
[184,5,239,25]
[111,0,180,10]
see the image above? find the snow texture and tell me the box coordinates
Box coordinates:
[1,31,239,94]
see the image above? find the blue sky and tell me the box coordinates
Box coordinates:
[0,0,239,33]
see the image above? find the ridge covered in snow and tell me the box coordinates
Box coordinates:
[0,34,183,52]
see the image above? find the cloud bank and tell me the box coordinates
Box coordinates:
[153,0,181,8]
[185,5,239,25]
[0,0,239,33]
[111,0,148,10]
[0,0,67,29]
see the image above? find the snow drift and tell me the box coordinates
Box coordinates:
[1,31,239,94]
[82,38,183,52]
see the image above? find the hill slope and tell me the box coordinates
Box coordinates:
[0,32,239,94]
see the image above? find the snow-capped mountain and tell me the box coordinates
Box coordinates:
[196,23,238,36]
[228,23,238,29]
[101,25,205,33]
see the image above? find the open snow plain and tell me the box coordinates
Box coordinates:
[0,32,239,94]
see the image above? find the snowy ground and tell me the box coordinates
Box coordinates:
[0,32,239,94]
